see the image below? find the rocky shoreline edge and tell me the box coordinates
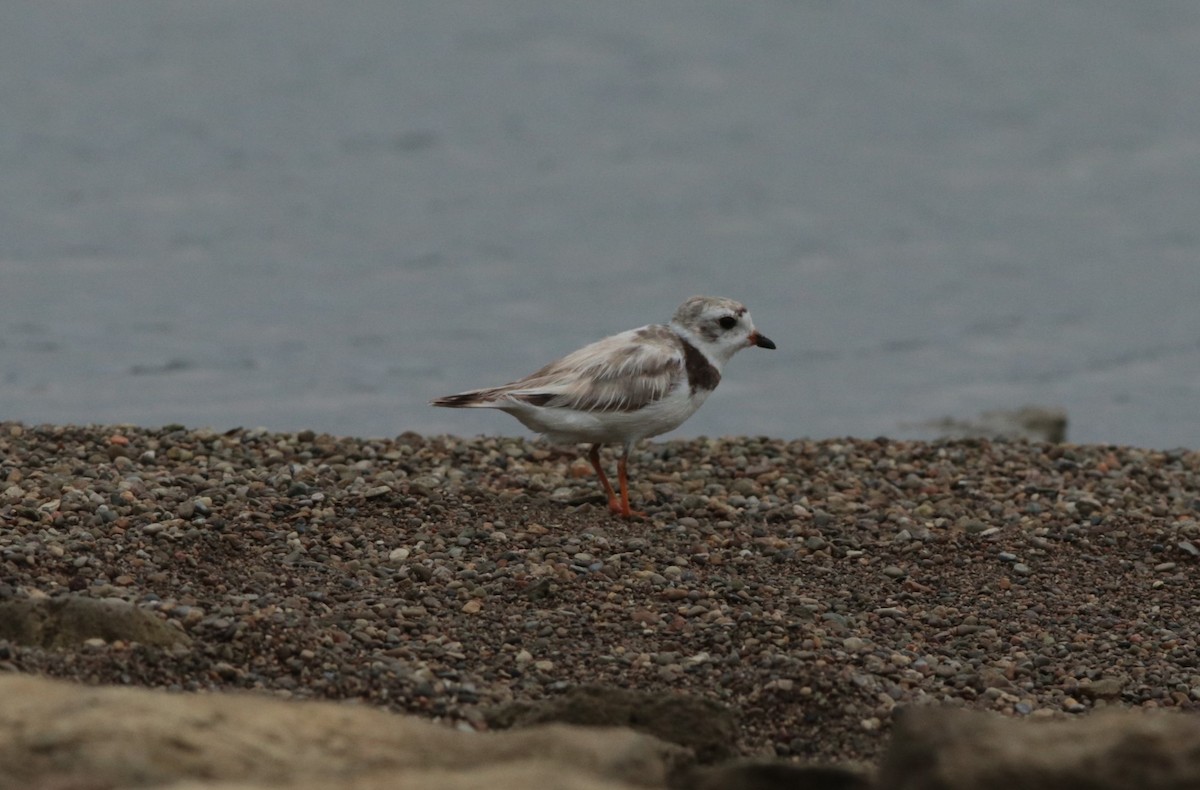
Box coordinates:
[1,422,1198,788]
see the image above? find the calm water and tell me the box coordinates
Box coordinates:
[3,2,1199,448]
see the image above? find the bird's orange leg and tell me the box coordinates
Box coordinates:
[616,450,646,519]
[587,444,622,514]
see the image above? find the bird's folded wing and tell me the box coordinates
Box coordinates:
[504,327,684,413]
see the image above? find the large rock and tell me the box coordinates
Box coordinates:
[683,760,872,790]
[154,766,641,790]
[921,406,1068,443]
[880,705,1200,790]
[0,674,686,790]
[487,684,738,764]
[0,595,190,648]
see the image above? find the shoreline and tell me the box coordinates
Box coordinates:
[1,422,1198,766]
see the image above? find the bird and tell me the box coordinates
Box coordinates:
[431,295,776,518]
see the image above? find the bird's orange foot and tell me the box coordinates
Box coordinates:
[606,499,646,519]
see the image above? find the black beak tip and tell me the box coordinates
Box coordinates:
[756,334,776,350]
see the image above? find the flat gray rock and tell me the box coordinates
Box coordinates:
[0,674,685,790]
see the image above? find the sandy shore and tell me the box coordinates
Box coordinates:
[1,422,1198,764]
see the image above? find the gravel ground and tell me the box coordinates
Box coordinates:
[1,422,1199,765]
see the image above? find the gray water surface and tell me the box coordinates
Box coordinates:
[3,2,1199,447]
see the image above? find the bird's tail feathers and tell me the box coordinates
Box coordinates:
[430,388,507,408]
[431,387,557,409]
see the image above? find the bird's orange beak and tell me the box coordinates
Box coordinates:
[748,331,776,349]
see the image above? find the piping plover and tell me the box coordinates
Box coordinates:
[431,295,775,517]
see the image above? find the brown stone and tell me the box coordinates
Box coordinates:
[880,705,1200,790]
[486,684,738,764]
[0,595,190,649]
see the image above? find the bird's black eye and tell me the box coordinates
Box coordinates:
[718,315,737,330]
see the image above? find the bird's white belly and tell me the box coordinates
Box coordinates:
[506,387,709,446]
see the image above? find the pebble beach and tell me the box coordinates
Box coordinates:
[2,422,1199,765]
